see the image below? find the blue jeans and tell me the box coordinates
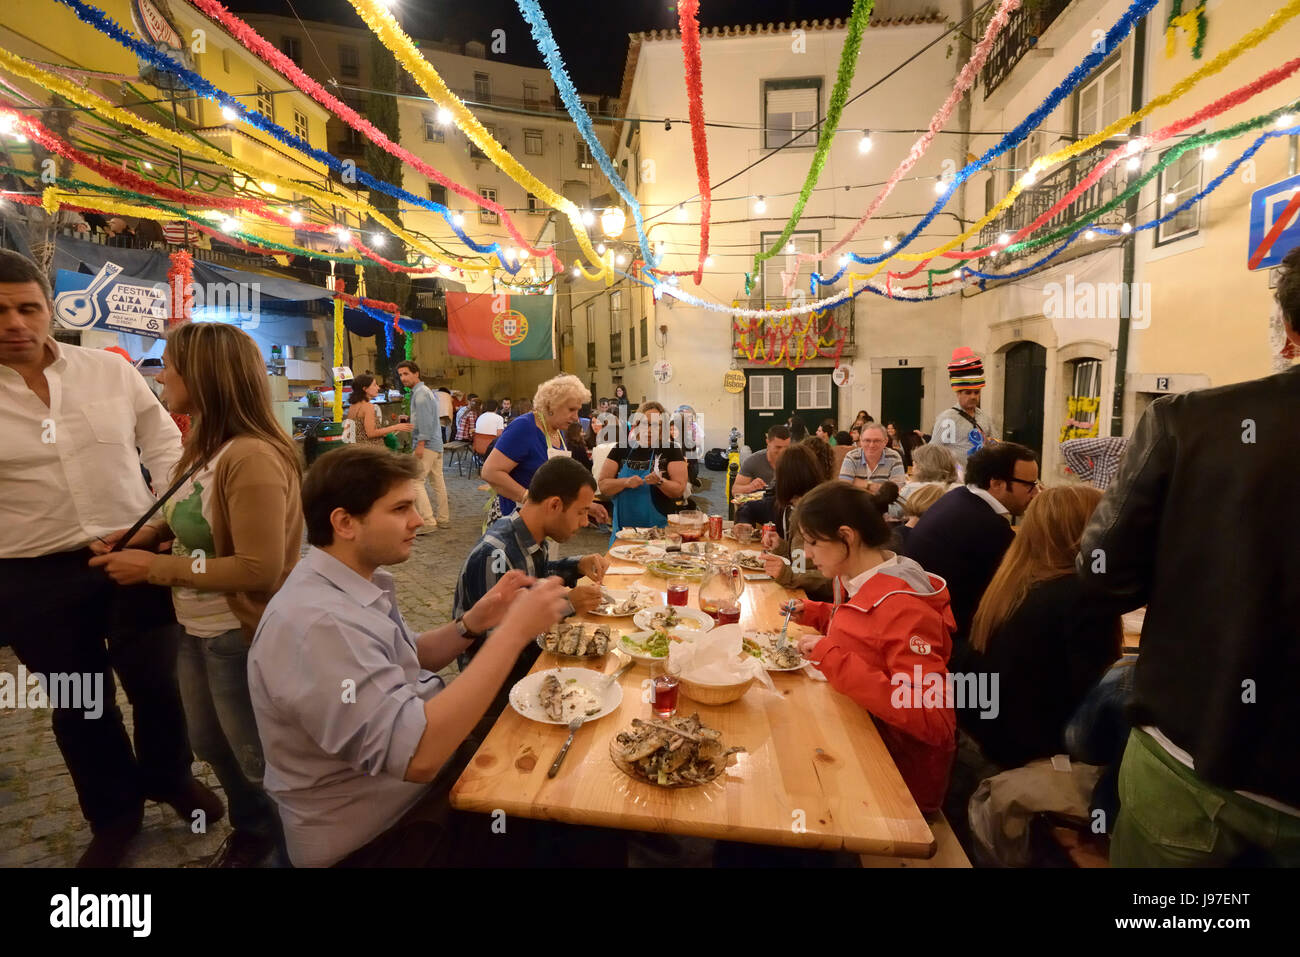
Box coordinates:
[176,628,278,839]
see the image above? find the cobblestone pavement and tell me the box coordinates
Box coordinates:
[0,465,719,868]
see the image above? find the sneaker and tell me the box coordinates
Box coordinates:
[77,806,144,868]
[208,830,276,868]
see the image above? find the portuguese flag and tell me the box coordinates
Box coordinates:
[446,291,555,361]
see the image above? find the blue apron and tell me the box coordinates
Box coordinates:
[609,449,666,545]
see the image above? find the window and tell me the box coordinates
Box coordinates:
[796,374,832,410]
[423,115,445,142]
[524,129,543,155]
[764,78,820,149]
[1076,59,1124,138]
[474,73,491,101]
[629,317,636,359]
[1156,145,1202,245]
[582,96,599,116]
[609,323,623,365]
[640,315,648,359]
[338,44,359,79]
[527,193,543,214]
[577,141,594,169]
[255,83,274,121]
[1063,359,1104,440]
[428,184,447,207]
[471,124,496,160]
[281,36,302,66]
[340,90,365,151]
[586,304,597,368]
[523,81,539,105]
[478,188,498,225]
[760,230,820,305]
[293,110,309,142]
[749,375,784,410]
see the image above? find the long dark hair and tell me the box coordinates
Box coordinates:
[349,374,375,405]
[792,481,896,558]
[774,444,825,512]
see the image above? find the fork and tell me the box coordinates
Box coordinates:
[775,601,794,651]
[548,715,586,778]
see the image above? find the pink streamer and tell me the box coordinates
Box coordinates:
[786,0,1021,293]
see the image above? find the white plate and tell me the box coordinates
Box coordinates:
[743,631,809,672]
[617,629,696,663]
[509,667,623,725]
[588,588,654,618]
[633,605,715,635]
[614,527,666,542]
[608,544,668,563]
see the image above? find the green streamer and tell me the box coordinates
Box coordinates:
[751,0,875,277]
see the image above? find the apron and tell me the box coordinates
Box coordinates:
[609,448,664,546]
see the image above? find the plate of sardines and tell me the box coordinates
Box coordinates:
[509,668,623,725]
[741,631,807,671]
[609,713,745,788]
[536,622,615,659]
[588,588,655,618]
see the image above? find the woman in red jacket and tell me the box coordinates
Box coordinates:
[785,482,957,813]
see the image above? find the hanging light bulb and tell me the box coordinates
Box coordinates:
[1121,222,1133,234]
[676,203,687,221]
[596,243,606,255]
[504,247,517,262]
[664,118,672,131]
[1202,145,1218,161]
[288,210,303,224]
[1163,191,1177,205]
[1084,229,1096,240]
[143,161,153,170]
[440,263,452,274]
[998,232,1010,246]
[785,241,796,254]
[1276,113,1295,129]
[421,256,432,267]
[451,212,464,228]
[519,249,530,261]
[601,206,626,238]
[221,106,239,123]
[1022,168,1037,186]
[1124,138,1145,156]
[882,238,894,252]
[572,266,581,277]
[0,114,16,135]
[858,131,873,154]
[337,228,351,243]
[1126,156,1141,172]
[582,209,596,227]
[704,255,714,268]
[934,178,948,195]
[839,254,850,268]
[370,233,385,248]
[437,107,453,125]
[754,195,767,214]
[615,253,627,266]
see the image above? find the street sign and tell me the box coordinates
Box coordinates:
[1248,175,1300,270]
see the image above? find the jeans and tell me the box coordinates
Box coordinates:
[1111,729,1300,867]
[0,549,193,830]
[413,448,450,526]
[176,628,278,839]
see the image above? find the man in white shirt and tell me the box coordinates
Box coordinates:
[0,250,221,867]
[474,398,506,438]
[436,387,453,442]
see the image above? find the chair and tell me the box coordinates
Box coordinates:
[443,440,472,476]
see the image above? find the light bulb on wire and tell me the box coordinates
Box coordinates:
[1276,113,1295,129]
[451,212,464,228]
[582,209,596,227]
[437,107,452,125]
[1202,145,1218,161]
[704,255,714,268]
[858,131,873,154]
[370,233,385,248]
[753,195,767,214]
[676,204,687,221]
[288,210,303,224]
[1163,192,1177,205]
[882,238,894,252]
[1121,222,1133,234]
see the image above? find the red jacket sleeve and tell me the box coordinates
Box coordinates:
[797,599,833,633]
[813,603,954,747]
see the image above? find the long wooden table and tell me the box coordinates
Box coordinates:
[450,536,936,857]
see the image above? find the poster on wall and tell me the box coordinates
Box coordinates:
[832,364,855,387]
[652,360,673,384]
[53,262,168,338]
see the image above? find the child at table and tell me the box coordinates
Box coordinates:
[784,482,957,814]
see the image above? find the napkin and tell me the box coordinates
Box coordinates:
[668,625,773,690]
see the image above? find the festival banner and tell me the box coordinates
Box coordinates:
[53,263,168,338]
[446,291,554,361]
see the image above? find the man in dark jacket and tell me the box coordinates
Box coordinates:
[1078,248,1300,867]
[903,443,1039,646]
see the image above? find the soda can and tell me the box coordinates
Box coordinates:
[708,514,723,540]
[762,522,776,539]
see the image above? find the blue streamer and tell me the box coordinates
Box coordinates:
[514,0,658,270]
[53,0,521,272]
[811,0,1161,289]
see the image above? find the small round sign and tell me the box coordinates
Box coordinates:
[723,369,746,393]
[652,360,673,384]
[832,364,855,387]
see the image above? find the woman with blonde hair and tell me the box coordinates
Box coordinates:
[482,373,609,523]
[893,482,947,550]
[960,484,1121,769]
[90,321,303,867]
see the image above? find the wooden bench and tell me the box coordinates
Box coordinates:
[858,811,971,868]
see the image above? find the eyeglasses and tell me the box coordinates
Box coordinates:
[1006,477,1042,490]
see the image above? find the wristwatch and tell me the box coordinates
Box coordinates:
[454,615,488,642]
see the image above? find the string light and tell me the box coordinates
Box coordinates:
[370,232,385,248]
[0,114,16,135]
[754,195,767,214]
[1276,113,1295,128]
[882,238,893,252]
[437,106,452,125]
[785,241,795,254]
[998,232,1010,245]
[676,203,687,221]
[839,254,850,267]
[582,209,595,226]
[704,255,714,267]
[1126,156,1141,171]
[572,266,581,277]
[288,210,303,224]
[220,106,238,122]
[596,243,606,255]
[1163,191,1177,205]
[1085,229,1096,240]
[934,179,948,195]
[519,249,530,261]
[858,131,873,154]
[1121,222,1133,234]
[1202,145,1218,161]
[451,211,464,228]
[615,253,627,266]
[336,228,351,242]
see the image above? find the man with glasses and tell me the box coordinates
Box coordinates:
[903,443,1039,646]
[839,422,906,491]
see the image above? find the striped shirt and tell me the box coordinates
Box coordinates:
[1060,437,1129,490]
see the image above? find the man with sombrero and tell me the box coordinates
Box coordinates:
[930,347,997,470]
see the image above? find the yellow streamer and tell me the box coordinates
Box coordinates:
[345,0,611,282]
[869,0,1300,277]
[0,48,494,275]
[333,297,345,424]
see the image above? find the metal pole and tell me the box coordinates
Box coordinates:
[1111,15,1146,437]
[168,90,190,246]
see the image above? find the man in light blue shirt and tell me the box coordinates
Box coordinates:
[396,360,449,532]
[248,446,569,867]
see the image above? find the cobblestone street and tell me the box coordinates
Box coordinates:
[0,464,708,868]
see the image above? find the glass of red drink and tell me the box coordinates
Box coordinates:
[716,605,741,626]
[666,575,690,607]
[650,660,680,719]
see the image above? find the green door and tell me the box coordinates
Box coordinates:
[880,367,923,433]
[743,368,838,449]
[1003,341,1047,460]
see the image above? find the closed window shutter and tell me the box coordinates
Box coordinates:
[766,85,817,147]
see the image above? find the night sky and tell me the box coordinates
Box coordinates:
[223,0,867,95]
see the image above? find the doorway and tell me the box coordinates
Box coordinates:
[880,367,923,434]
[743,368,837,450]
[1003,341,1047,460]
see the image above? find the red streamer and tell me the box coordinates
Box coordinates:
[677,0,711,286]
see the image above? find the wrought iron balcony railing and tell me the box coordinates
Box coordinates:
[980,0,1073,99]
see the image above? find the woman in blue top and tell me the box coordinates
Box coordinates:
[482,373,610,524]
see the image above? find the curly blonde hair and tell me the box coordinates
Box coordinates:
[532,373,591,421]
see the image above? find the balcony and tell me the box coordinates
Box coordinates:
[980,0,1073,99]
[732,298,856,360]
[977,139,1130,263]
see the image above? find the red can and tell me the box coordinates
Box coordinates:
[708,515,723,540]
[762,522,776,539]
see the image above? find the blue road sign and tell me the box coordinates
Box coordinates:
[1248,174,1300,271]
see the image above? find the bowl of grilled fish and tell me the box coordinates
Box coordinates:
[536,622,614,660]
[609,713,744,788]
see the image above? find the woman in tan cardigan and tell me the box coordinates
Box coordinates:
[91,322,302,868]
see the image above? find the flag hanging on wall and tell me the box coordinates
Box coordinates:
[446,291,555,361]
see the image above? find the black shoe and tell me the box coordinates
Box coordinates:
[77,807,144,868]
[208,830,275,868]
[152,778,225,828]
